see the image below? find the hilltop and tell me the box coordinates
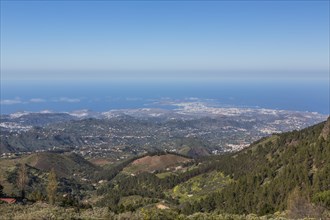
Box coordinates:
[25,152,98,178]
[123,153,191,175]
[0,152,98,197]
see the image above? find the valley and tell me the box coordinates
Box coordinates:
[0,116,329,219]
[1,1,329,219]
[1,104,326,161]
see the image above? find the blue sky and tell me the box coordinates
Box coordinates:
[1,1,329,81]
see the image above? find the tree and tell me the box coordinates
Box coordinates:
[17,163,28,199]
[47,168,58,205]
[0,184,4,197]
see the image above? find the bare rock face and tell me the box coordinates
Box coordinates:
[320,117,330,140]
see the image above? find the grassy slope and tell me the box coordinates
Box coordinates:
[172,170,232,202]
[122,154,191,175]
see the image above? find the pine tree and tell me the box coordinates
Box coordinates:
[17,163,28,199]
[47,168,58,205]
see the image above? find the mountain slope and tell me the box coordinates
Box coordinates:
[91,118,329,218]
[123,154,191,175]
[0,152,98,197]
[182,117,330,217]
[25,152,98,178]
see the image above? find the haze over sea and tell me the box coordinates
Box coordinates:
[1,1,329,116]
[1,78,328,115]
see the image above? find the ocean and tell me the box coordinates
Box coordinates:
[1,79,329,115]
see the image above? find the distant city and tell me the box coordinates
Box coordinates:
[1,101,326,160]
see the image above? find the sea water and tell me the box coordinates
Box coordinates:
[1,79,329,115]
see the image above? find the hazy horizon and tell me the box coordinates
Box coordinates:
[1,1,329,114]
[1,1,329,77]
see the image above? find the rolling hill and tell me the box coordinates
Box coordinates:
[0,152,98,197]
[0,117,329,219]
[25,152,98,178]
[94,117,330,218]
[123,153,191,175]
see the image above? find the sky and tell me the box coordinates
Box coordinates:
[0,1,329,81]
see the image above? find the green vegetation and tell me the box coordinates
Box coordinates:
[179,118,330,218]
[17,163,28,199]
[0,118,329,219]
[312,190,330,208]
[0,203,293,220]
[172,171,232,202]
[47,168,58,205]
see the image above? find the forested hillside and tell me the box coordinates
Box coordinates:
[0,118,329,219]
[181,117,330,217]
[93,117,330,218]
